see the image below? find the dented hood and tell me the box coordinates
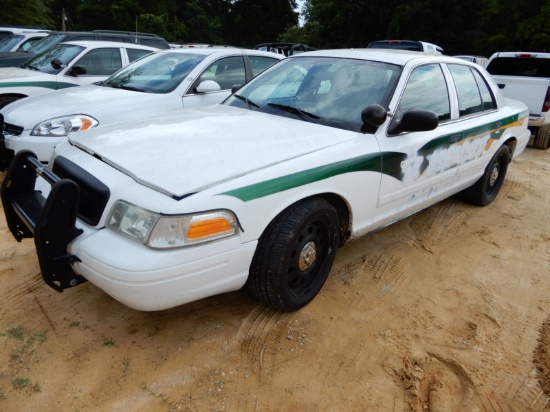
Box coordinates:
[69,105,359,198]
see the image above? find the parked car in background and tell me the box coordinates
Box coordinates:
[0,40,156,110]
[0,47,283,170]
[454,55,488,67]
[0,29,49,52]
[0,30,170,68]
[486,51,550,149]
[0,49,529,313]
[254,42,318,56]
[0,25,48,41]
[367,40,443,55]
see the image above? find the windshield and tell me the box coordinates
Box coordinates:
[0,34,23,52]
[21,44,84,74]
[103,51,207,93]
[26,33,67,54]
[225,56,401,132]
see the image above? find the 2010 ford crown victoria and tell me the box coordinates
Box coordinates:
[1,49,530,312]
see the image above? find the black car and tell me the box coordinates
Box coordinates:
[0,30,170,68]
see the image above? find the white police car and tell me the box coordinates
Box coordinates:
[1,50,530,313]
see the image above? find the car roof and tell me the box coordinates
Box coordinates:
[60,40,159,51]
[289,48,451,65]
[154,47,286,59]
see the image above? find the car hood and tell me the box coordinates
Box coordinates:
[69,105,358,198]
[0,67,49,81]
[2,84,174,128]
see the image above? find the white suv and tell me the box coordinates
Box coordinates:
[0,47,283,169]
[367,40,444,55]
[0,29,50,52]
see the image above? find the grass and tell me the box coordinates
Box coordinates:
[103,338,116,347]
[12,378,30,389]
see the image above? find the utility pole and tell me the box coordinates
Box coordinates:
[62,8,67,31]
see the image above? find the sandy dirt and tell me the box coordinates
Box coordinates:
[0,146,548,411]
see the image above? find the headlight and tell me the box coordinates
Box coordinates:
[106,200,238,249]
[31,114,98,137]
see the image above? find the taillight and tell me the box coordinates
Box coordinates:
[543,86,550,113]
[515,53,537,58]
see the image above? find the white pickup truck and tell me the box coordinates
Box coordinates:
[486,52,550,150]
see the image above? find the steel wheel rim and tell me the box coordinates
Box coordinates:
[286,220,329,294]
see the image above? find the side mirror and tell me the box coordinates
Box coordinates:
[361,104,387,127]
[196,80,221,93]
[51,58,65,70]
[387,109,438,135]
[231,84,242,94]
[67,65,87,77]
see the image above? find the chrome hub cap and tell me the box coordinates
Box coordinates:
[298,241,317,271]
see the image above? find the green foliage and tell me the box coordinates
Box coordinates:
[3,0,550,54]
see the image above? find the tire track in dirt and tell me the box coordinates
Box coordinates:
[476,310,550,411]
[236,306,289,382]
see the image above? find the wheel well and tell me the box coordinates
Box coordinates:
[503,137,516,160]
[0,93,27,100]
[316,193,351,246]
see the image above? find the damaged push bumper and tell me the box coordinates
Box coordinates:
[1,150,87,291]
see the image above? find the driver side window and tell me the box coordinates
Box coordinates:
[394,64,450,124]
[198,56,246,90]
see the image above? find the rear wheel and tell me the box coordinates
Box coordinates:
[533,125,550,150]
[458,145,510,206]
[247,198,340,312]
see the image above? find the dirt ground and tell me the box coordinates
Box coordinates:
[0,146,548,411]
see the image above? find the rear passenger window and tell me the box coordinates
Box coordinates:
[472,69,496,111]
[127,48,152,63]
[249,56,279,76]
[397,64,450,122]
[448,64,493,116]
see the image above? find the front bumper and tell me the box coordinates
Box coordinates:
[1,150,255,311]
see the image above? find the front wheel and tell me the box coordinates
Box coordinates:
[247,198,340,312]
[458,145,510,206]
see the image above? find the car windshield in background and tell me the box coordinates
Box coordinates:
[21,44,84,74]
[367,41,423,52]
[486,57,550,78]
[26,33,67,54]
[225,56,401,132]
[103,51,207,93]
[0,35,23,52]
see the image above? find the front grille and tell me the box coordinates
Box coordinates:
[52,156,110,226]
[4,123,24,136]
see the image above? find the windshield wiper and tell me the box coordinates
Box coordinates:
[24,65,41,71]
[267,103,320,122]
[109,84,146,92]
[233,94,259,108]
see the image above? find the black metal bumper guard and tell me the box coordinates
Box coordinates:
[1,150,87,291]
[0,113,14,172]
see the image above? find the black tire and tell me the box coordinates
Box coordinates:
[247,198,340,312]
[458,145,510,206]
[0,96,22,110]
[533,125,550,150]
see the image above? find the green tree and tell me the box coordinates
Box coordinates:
[2,0,55,28]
